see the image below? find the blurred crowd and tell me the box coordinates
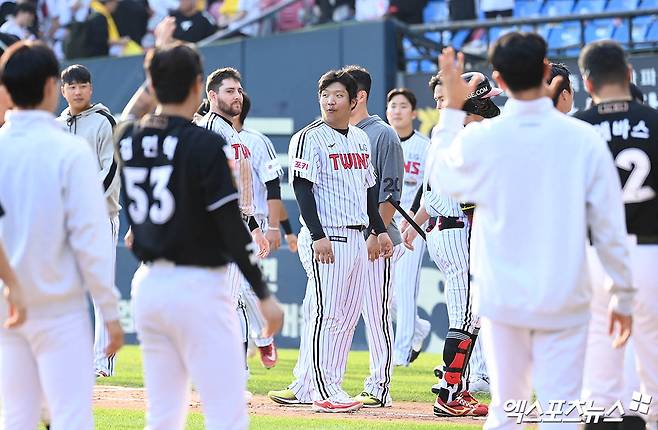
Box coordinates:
[0,0,514,60]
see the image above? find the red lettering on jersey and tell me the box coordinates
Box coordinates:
[404,161,421,175]
[329,153,370,170]
[294,160,309,170]
[231,143,251,159]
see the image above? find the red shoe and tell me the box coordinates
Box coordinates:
[433,394,488,417]
[259,343,278,369]
[312,398,363,413]
[459,391,488,416]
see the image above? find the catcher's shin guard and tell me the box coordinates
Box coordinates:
[438,328,472,402]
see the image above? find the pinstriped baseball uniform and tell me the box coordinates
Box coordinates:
[424,125,487,387]
[288,120,375,402]
[237,127,284,347]
[356,115,405,405]
[392,130,432,366]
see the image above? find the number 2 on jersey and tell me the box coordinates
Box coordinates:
[615,148,656,204]
[123,166,175,224]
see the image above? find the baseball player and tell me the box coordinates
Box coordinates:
[342,65,402,408]
[57,64,121,378]
[428,41,633,430]
[195,67,270,355]
[546,62,573,114]
[268,69,390,412]
[115,43,283,430]
[232,92,287,368]
[575,40,657,430]
[385,87,432,367]
[0,41,123,429]
[403,70,500,416]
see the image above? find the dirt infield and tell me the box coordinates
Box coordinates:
[93,385,484,425]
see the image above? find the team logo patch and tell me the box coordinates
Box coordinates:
[293,158,310,171]
[265,159,282,172]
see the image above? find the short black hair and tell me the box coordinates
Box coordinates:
[145,43,203,104]
[0,41,59,108]
[428,72,442,93]
[342,65,371,98]
[548,62,571,92]
[15,3,36,15]
[387,87,417,110]
[578,40,629,92]
[239,92,251,125]
[61,64,91,85]
[489,32,547,92]
[206,67,241,94]
[317,69,358,100]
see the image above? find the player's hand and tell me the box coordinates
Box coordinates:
[284,233,298,253]
[313,237,334,264]
[154,16,176,47]
[105,320,124,356]
[438,47,469,111]
[265,228,281,252]
[124,228,134,250]
[3,283,26,328]
[608,310,632,349]
[402,226,418,251]
[259,295,284,338]
[378,233,394,259]
[545,74,565,101]
[252,228,270,258]
[366,234,381,261]
[400,211,414,233]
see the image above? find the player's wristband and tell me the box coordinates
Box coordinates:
[248,216,259,232]
[268,227,280,231]
[281,219,293,235]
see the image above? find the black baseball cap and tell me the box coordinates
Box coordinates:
[461,72,503,118]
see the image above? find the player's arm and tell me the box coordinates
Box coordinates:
[97,115,119,198]
[121,83,156,121]
[64,147,123,355]
[265,178,282,250]
[377,129,405,227]
[279,205,298,252]
[0,203,25,328]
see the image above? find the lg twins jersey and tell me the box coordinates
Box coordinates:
[289,120,376,228]
[239,128,284,218]
[197,111,255,216]
[398,131,429,218]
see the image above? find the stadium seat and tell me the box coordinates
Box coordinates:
[614,16,654,44]
[423,0,448,23]
[488,26,516,42]
[585,19,615,42]
[514,0,544,17]
[606,0,640,11]
[640,0,658,8]
[547,22,581,48]
[420,60,437,72]
[542,0,575,16]
[647,20,658,41]
[448,29,471,49]
[573,0,606,14]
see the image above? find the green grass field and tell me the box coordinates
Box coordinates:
[93,345,487,429]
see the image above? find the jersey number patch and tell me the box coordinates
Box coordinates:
[615,148,656,204]
[124,166,175,224]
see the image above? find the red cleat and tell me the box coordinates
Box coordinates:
[259,343,278,369]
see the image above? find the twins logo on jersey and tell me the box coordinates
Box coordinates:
[404,161,421,175]
[231,143,252,159]
[328,153,370,170]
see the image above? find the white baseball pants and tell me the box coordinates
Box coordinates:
[481,317,588,430]
[289,226,367,402]
[362,244,405,403]
[93,214,119,375]
[0,310,94,430]
[426,215,487,379]
[132,262,247,430]
[583,242,658,423]
[392,234,429,365]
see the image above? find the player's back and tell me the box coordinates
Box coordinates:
[116,115,238,267]
[574,100,658,239]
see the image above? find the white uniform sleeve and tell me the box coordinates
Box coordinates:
[426,108,485,203]
[96,117,119,199]
[64,146,121,322]
[254,133,284,184]
[289,130,319,183]
[586,137,635,315]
